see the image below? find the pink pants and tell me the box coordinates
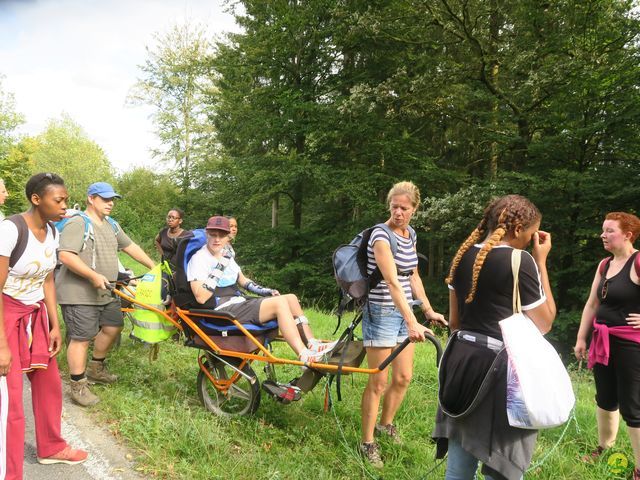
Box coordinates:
[2,311,66,480]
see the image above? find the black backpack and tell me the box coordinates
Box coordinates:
[6,214,57,269]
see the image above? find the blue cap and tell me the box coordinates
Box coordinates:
[87,182,121,199]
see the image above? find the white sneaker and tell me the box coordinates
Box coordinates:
[299,348,324,364]
[308,338,339,355]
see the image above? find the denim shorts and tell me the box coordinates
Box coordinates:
[362,301,408,348]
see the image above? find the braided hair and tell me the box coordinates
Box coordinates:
[446,194,541,303]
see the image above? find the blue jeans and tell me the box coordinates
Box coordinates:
[445,439,497,480]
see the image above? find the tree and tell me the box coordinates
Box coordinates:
[0,75,26,214]
[26,115,114,205]
[128,23,216,190]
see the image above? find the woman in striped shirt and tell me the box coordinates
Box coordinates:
[359,181,447,468]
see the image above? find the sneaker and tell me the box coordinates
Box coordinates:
[86,360,117,384]
[359,441,383,468]
[37,446,88,465]
[70,378,100,407]
[308,338,339,355]
[261,380,302,404]
[299,348,325,365]
[375,423,402,444]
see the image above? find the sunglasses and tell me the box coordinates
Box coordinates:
[601,278,610,299]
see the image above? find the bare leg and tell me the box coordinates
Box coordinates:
[67,340,90,375]
[93,326,123,358]
[258,296,306,354]
[361,347,392,443]
[282,293,315,340]
[380,343,415,426]
[597,407,619,448]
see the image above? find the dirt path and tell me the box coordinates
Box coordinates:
[22,379,143,480]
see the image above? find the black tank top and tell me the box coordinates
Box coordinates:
[596,251,640,327]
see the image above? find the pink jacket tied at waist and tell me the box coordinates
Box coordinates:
[588,317,640,369]
[3,293,51,372]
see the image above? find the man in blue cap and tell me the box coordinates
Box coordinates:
[56,182,155,406]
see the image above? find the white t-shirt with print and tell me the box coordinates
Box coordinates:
[186,245,241,287]
[0,220,58,305]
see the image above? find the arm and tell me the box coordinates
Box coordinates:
[409,265,447,327]
[122,243,155,270]
[58,250,110,289]
[237,271,279,296]
[448,289,460,331]
[42,271,62,357]
[190,280,214,305]
[373,240,433,342]
[524,230,556,334]
[574,271,601,360]
[154,233,163,257]
[0,256,11,375]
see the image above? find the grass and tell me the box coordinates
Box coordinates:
[53,256,637,479]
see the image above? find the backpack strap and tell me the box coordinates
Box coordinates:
[598,253,640,277]
[6,214,29,269]
[6,214,57,268]
[598,257,612,276]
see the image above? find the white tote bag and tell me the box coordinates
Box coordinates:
[499,249,575,429]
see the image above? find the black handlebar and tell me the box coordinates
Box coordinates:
[377,332,442,371]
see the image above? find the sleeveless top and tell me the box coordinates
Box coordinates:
[596,251,640,327]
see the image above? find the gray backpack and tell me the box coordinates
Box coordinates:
[333,223,415,302]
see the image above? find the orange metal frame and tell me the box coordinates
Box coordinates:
[112,287,382,377]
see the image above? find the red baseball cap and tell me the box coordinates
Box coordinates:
[205,216,231,233]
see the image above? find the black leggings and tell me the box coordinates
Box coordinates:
[593,336,640,427]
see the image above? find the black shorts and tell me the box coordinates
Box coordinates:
[593,336,640,427]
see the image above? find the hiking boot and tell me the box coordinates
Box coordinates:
[375,423,402,444]
[359,441,383,468]
[70,378,100,407]
[37,445,88,465]
[86,360,117,384]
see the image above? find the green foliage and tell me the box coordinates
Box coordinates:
[128,23,216,190]
[114,168,183,254]
[25,115,114,205]
[124,0,640,354]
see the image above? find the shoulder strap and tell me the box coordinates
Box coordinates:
[511,249,522,314]
[6,214,29,269]
[105,216,121,235]
[48,221,57,240]
[375,223,399,255]
[598,257,612,276]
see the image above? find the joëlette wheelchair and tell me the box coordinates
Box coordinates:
[112,229,442,417]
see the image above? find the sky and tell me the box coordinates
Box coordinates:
[0,0,238,173]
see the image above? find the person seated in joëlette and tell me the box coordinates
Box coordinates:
[187,216,336,363]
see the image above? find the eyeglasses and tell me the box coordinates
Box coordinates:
[167,215,180,220]
[601,278,610,299]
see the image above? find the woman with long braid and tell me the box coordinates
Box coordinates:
[433,194,556,480]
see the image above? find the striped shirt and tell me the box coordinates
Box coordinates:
[366,227,417,306]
